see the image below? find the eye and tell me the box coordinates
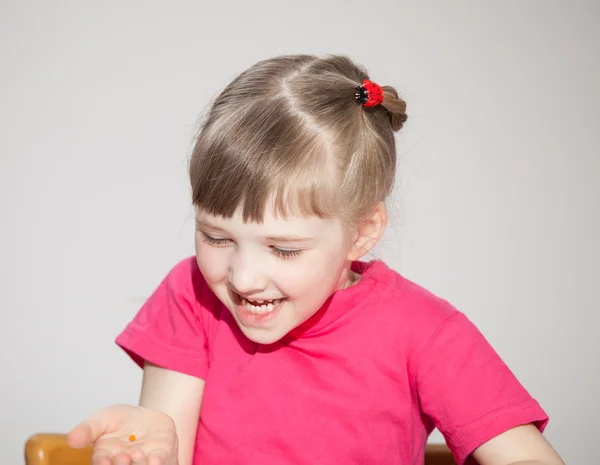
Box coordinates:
[201,232,231,246]
[271,247,303,260]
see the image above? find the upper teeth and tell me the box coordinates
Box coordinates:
[242,298,283,314]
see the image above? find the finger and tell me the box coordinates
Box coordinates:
[91,456,113,465]
[133,457,148,465]
[92,447,116,465]
[129,448,147,465]
[147,449,169,465]
[89,437,130,465]
[128,448,145,462]
[113,452,133,465]
[67,422,95,448]
[68,406,126,448]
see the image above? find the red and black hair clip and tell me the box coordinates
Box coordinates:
[355,79,384,107]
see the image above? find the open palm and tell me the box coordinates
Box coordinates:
[67,404,179,465]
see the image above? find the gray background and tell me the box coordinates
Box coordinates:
[1,1,598,464]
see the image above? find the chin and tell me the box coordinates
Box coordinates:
[239,326,289,345]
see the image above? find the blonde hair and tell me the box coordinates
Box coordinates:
[189,54,407,227]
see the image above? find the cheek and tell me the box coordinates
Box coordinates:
[283,249,347,296]
[194,241,230,284]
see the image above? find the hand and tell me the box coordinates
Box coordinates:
[67,404,179,465]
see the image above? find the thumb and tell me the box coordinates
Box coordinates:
[66,422,95,449]
[67,405,128,449]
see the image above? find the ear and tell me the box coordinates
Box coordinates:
[347,202,388,261]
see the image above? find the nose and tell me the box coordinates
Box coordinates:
[228,248,268,296]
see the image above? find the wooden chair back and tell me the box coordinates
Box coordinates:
[25,433,456,465]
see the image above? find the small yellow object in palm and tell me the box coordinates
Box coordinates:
[129,434,136,442]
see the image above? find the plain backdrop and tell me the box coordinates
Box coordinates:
[1,1,598,464]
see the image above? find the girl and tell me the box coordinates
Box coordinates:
[67,54,564,465]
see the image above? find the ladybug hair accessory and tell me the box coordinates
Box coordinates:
[355,79,384,107]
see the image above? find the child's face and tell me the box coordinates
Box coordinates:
[194,206,357,345]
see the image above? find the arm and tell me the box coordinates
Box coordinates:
[471,424,564,465]
[139,361,205,465]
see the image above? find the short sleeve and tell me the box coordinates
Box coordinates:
[115,257,214,380]
[415,311,549,465]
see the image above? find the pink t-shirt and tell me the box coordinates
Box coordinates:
[116,257,548,465]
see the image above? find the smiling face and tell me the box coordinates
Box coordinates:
[194,206,359,345]
[188,56,400,345]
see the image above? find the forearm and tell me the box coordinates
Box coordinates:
[507,461,564,465]
[140,362,205,465]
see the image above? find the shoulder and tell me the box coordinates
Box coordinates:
[163,256,211,292]
[116,256,221,378]
[360,260,468,357]
[362,259,460,327]
[156,256,223,316]
[163,255,203,286]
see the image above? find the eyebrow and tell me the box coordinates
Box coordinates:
[264,235,313,244]
[195,218,227,232]
[195,219,313,244]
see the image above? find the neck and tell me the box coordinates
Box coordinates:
[336,263,360,291]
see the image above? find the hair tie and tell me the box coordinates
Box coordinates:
[355,79,384,107]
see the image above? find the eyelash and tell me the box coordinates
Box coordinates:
[271,248,302,260]
[201,233,303,260]
[201,233,230,247]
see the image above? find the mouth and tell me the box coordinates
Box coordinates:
[232,293,287,326]
[240,297,285,314]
